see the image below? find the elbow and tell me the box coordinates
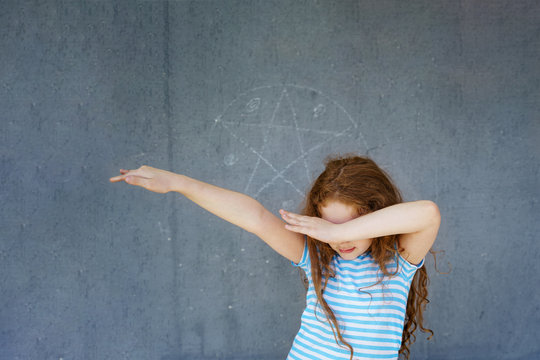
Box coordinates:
[423,200,441,227]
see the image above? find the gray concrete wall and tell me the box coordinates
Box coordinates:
[1,1,539,359]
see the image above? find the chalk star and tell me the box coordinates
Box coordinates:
[214,85,362,197]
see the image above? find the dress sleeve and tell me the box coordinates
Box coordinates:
[291,238,310,272]
[397,251,425,281]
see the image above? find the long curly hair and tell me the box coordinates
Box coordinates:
[302,155,433,360]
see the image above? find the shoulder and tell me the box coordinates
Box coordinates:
[394,249,424,281]
[291,238,310,272]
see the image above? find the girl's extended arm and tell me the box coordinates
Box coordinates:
[110,166,305,263]
[281,200,440,265]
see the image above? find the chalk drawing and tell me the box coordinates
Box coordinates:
[313,104,326,118]
[212,84,368,199]
[224,153,238,166]
[157,221,171,241]
[285,88,311,183]
[244,97,261,113]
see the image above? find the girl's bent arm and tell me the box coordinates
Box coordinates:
[110,166,304,263]
[339,201,440,265]
[282,200,440,265]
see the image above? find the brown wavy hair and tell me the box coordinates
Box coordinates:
[302,155,433,360]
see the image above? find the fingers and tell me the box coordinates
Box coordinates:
[109,173,148,188]
[284,224,306,234]
[124,175,149,188]
[109,171,131,183]
[110,168,129,182]
[280,209,308,226]
[109,174,126,182]
[279,209,296,220]
[109,167,147,183]
[280,210,313,237]
[280,210,334,242]
[280,209,294,223]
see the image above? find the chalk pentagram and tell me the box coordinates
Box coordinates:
[211,84,367,200]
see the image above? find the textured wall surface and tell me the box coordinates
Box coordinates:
[1,1,539,359]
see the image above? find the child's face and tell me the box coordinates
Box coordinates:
[319,200,372,260]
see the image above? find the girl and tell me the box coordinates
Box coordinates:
[110,155,440,360]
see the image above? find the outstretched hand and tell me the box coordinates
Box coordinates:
[279,209,337,244]
[109,165,176,194]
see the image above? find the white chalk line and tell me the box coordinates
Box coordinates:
[220,120,304,196]
[283,87,311,184]
[220,120,345,136]
[217,84,367,150]
[213,84,369,197]
[244,88,286,193]
[254,125,353,197]
[219,84,357,128]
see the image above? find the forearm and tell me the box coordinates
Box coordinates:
[170,173,266,234]
[337,200,440,242]
[111,165,303,261]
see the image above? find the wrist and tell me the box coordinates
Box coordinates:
[168,173,188,193]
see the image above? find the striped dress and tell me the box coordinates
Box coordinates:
[287,241,424,360]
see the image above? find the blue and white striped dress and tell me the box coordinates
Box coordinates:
[287,241,424,360]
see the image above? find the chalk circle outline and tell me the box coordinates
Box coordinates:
[211,84,367,198]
